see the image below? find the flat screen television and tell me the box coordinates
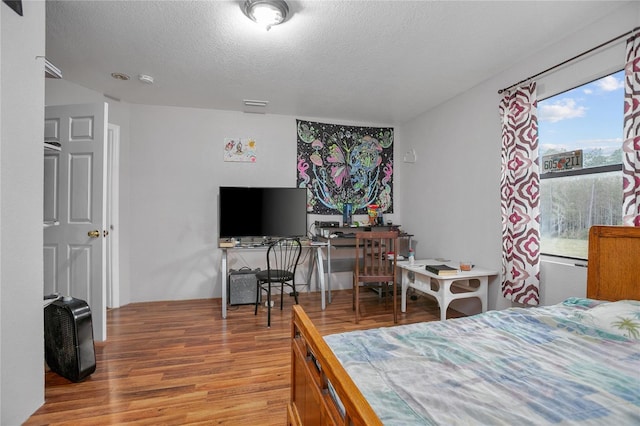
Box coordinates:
[219,186,308,239]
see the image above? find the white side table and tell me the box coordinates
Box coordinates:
[399,259,498,321]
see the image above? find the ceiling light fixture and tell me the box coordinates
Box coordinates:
[242,0,289,31]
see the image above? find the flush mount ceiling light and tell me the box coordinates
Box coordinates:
[242,0,289,31]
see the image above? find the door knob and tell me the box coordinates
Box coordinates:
[88,230,100,238]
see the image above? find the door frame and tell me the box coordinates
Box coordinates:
[107,123,121,308]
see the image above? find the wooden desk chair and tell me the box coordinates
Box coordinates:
[353,231,399,324]
[255,237,302,327]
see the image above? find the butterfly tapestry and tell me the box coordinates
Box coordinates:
[296,120,394,215]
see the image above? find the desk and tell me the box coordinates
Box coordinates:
[316,226,412,304]
[220,242,327,319]
[319,235,356,305]
[399,259,497,321]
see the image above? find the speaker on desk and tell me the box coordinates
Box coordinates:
[228,268,261,305]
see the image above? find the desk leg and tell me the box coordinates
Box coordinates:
[306,250,315,292]
[221,249,228,319]
[315,246,326,310]
[327,244,332,304]
[401,268,408,313]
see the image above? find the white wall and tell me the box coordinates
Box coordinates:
[539,257,588,305]
[399,2,640,313]
[1,8,3,417]
[1,5,3,416]
[127,105,395,302]
[0,1,46,424]
[129,106,292,301]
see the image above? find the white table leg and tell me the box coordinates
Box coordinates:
[439,280,454,321]
[315,246,326,310]
[439,301,448,321]
[306,249,315,292]
[401,268,408,312]
[478,277,488,313]
[327,243,332,304]
[221,249,228,319]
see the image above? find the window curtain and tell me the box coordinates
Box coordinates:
[623,32,640,227]
[499,82,540,305]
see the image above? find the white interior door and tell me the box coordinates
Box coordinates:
[43,102,109,341]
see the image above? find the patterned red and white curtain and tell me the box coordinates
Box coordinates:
[623,32,640,227]
[499,83,540,305]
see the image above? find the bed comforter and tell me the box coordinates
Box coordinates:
[324,298,640,425]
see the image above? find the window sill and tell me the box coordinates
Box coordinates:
[541,254,587,268]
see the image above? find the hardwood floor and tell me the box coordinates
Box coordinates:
[25,289,460,425]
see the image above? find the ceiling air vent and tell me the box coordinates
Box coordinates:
[243,99,269,114]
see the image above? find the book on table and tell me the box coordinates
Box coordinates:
[424,264,458,276]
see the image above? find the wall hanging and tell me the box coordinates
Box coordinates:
[296,119,394,215]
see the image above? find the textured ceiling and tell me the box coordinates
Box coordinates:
[46,1,628,123]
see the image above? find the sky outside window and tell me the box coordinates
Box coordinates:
[538,70,624,161]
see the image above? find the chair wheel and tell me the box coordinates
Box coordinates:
[265,300,275,308]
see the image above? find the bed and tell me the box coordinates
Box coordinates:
[288,226,640,425]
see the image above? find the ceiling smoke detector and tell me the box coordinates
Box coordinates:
[242,0,289,31]
[138,74,154,84]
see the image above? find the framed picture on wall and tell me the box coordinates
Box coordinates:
[223,137,257,163]
[3,0,23,16]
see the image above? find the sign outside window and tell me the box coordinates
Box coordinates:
[542,150,583,174]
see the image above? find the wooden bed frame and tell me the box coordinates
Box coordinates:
[288,225,640,425]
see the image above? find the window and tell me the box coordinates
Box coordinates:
[538,70,624,259]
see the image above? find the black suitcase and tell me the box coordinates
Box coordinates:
[44,297,96,382]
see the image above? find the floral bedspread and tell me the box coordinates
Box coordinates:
[324,298,640,425]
